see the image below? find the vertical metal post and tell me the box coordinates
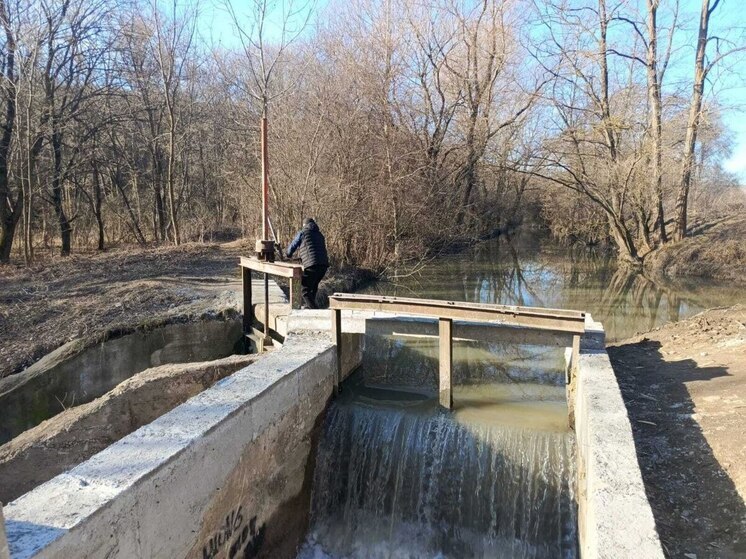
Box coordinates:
[439,318,453,409]
[264,272,270,339]
[242,266,252,335]
[571,334,581,382]
[332,308,342,393]
[261,115,269,240]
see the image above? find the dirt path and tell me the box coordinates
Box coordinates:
[608,305,746,559]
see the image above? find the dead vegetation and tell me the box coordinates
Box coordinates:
[645,215,746,284]
[0,242,249,378]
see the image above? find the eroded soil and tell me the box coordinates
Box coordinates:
[608,305,746,558]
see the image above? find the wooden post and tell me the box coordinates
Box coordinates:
[290,278,300,309]
[332,308,342,393]
[439,318,453,409]
[571,334,581,382]
[242,267,252,335]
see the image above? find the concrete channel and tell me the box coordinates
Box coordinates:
[0,280,663,559]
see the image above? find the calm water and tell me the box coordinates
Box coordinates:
[362,235,743,342]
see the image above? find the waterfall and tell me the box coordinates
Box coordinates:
[299,387,578,559]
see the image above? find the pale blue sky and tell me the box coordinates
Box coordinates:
[195,0,745,182]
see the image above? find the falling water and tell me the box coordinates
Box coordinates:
[299,335,579,559]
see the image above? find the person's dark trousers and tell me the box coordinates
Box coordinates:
[301,265,328,309]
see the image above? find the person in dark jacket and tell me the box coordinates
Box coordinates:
[286,217,329,309]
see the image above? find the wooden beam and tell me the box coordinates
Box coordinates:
[331,308,342,393]
[240,256,302,279]
[329,294,586,334]
[439,318,453,409]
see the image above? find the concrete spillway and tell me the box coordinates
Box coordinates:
[0,292,664,559]
[300,377,577,558]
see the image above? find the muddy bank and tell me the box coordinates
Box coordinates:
[608,305,746,558]
[0,353,256,504]
[645,215,746,285]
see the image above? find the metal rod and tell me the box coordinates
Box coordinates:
[261,116,269,241]
[332,308,342,393]
[264,272,270,339]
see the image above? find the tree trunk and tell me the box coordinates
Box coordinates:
[0,0,17,264]
[646,0,667,244]
[51,128,72,256]
[93,163,105,250]
[674,0,711,241]
[608,214,641,267]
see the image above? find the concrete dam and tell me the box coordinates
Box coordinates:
[0,276,664,559]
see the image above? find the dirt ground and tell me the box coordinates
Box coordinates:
[0,242,252,378]
[0,241,373,379]
[646,215,746,285]
[608,305,746,559]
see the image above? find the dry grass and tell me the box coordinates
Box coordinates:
[0,242,250,378]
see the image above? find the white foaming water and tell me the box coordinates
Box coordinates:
[299,373,578,559]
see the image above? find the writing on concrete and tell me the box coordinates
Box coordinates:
[202,506,266,559]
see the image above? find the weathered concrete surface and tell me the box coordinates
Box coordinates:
[573,349,664,559]
[0,505,9,559]
[0,354,256,504]
[3,320,362,559]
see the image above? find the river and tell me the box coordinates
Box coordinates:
[361,234,742,342]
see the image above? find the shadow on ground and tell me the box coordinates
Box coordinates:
[608,339,746,558]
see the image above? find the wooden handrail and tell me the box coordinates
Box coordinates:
[329,293,586,334]
[240,256,302,278]
[240,257,303,349]
[329,293,586,409]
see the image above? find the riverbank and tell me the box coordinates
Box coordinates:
[608,305,746,558]
[0,241,375,379]
[645,214,746,285]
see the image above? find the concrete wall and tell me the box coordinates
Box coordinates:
[571,348,664,559]
[3,326,363,559]
[3,296,663,559]
[0,505,9,559]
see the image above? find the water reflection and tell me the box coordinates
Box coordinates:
[363,236,742,341]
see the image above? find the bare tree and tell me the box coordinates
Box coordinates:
[673,0,744,240]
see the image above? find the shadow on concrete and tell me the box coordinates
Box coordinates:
[608,339,746,558]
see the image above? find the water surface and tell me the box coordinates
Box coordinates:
[300,334,577,558]
[362,235,742,341]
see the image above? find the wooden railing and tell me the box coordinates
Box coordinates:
[240,257,302,349]
[329,293,587,409]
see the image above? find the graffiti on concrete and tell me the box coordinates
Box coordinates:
[229,516,265,559]
[201,505,266,559]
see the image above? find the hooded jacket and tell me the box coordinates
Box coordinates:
[287,221,329,268]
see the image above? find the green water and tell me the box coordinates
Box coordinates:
[361,235,743,342]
